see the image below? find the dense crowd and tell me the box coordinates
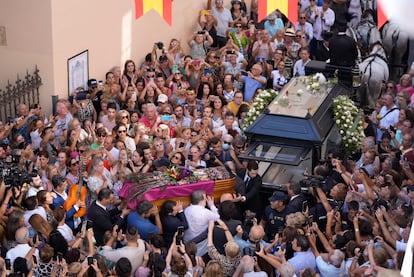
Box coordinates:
[0,0,412,276]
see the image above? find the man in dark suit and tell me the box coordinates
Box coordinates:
[87,188,129,246]
[236,160,263,219]
[329,23,358,68]
[285,182,306,215]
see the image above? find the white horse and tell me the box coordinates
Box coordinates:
[358,42,389,107]
[360,0,376,14]
[381,20,410,81]
[354,10,382,57]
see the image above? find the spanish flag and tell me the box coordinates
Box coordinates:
[258,0,298,25]
[377,1,386,29]
[134,0,172,26]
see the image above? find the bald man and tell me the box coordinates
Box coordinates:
[6,227,39,265]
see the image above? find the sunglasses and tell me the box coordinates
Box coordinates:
[387,86,394,89]
[236,25,242,28]
[223,141,232,145]
[79,150,85,153]
[71,161,79,166]
[97,133,106,137]
[118,130,127,133]
[121,115,129,119]
[299,17,306,19]
[235,145,244,149]
[172,155,181,160]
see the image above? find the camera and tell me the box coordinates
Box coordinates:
[1,165,37,190]
[301,174,326,188]
[244,210,256,227]
[206,147,216,162]
[156,42,164,50]
[197,31,206,35]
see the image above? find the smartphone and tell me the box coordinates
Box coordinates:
[176,226,184,245]
[148,136,154,145]
[33,233,37,244]
[302,200,308,213]
[188,154,193,161]
[255,57,265,63]
[5,259,11,270]
[201,9,209,15]
[57,252,63,263]
[81,220,87,233]
[226,50,235,55]
[197,31,205,35]
[87,256,94,265]
[255,242,261,252]
[179,142,185,148]
[32,255,37,265]
[173,64,178,73]
[161,115,172,121]
[203,68,212,75]
[98,80,103,86]
[241,71,248,76]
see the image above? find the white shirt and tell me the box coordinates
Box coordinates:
[24,207,47,228]
[57,224,75,243]
[6,244,39,265]
[212,6,233,37]
[102,239,145,274]
[184,204,219,256]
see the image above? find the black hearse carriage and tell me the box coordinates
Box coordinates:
[239,76,351,195]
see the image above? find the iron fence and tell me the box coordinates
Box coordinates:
[0,66,42,123]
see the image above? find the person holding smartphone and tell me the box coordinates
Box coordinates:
[188,31,214,60]
[237,63,267,102]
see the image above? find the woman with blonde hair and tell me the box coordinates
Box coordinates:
[116,110,133,137]
[203,260,224,277]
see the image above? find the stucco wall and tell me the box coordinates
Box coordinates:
[0,0,251,116]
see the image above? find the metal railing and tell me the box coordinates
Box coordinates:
[0,66,42,123]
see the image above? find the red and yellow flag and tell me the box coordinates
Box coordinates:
[134,0,172,26]
[258,0,298,25]
[377,1,386,29]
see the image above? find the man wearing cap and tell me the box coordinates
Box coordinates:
[264,14,284,37]
[208,0,233,48]
[156,94,169,112]
[260,191,288,240]
[283,28,302,61]
[88,78,104,115]
[329,23,358,68]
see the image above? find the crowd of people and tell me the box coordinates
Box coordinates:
[0,0,412,276]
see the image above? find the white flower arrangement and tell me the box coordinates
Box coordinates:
[333,95,365,154]
[242,89,278,131]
